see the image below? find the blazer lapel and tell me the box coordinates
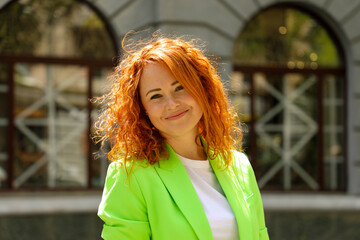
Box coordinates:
[209,153,254,240]
[154,144,213,240]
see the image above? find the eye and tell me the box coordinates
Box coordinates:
[175,85,184,91]
[150,94,162,100]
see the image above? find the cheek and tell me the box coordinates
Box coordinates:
[144,104,162,122]
[194,105,204,120]
[186,96,203,116]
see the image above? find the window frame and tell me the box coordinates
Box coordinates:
[0,55,115,190]
[233,64,347,191]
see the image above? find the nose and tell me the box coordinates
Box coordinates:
[166,95,180,110]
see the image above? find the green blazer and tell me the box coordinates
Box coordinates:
[98,144,269,240]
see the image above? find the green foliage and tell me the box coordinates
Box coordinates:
[233,7,341,68]
[0,1,42,55]
[0,0,114,58]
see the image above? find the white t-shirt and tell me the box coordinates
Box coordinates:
[176,154,239,240]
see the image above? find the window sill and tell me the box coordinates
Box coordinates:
[1,192,360,215]
[0,191,102,215]
[262,193,360,211]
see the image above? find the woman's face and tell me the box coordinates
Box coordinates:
[139,63,203,140]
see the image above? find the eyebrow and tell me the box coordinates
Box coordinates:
[145,81,179,96]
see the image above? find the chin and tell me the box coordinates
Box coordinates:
[161,127,198,138]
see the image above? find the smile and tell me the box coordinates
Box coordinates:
[165,110,189,120]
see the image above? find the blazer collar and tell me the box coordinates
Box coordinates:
[208,151,254,240]
[154,143,213,240]
[195,139,254,239]
[155,142,254,240]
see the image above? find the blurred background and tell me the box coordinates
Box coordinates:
[0,0,359,239]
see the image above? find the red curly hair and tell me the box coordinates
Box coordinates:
[93,35,242,167]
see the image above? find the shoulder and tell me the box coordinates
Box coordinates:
[105,160,157,185]
[101,160,157,204]
[230,150,257,184]
[107,160,149,173]
[230,150,252,170]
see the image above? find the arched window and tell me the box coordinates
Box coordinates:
[0,0,117,189]
[231,5,345,191]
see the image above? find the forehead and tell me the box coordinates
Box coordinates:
[139,63,177,89]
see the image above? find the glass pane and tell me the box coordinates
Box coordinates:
[254,73,319,190]
[14,63,88,188]
[234,7,341,68]
[229,71,251,153]
[323,75,345,190]
[0,0,115,58]
[91,67,112,187]
[0,64,8,83]
[0,64,8,188]
[0,64,8,119]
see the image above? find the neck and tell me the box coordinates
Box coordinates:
[164,134,206,160]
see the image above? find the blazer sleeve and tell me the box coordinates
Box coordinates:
[98,162,151,240]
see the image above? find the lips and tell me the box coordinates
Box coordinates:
[165,110,189,120]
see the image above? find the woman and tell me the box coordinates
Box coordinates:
[94,35,269,240]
